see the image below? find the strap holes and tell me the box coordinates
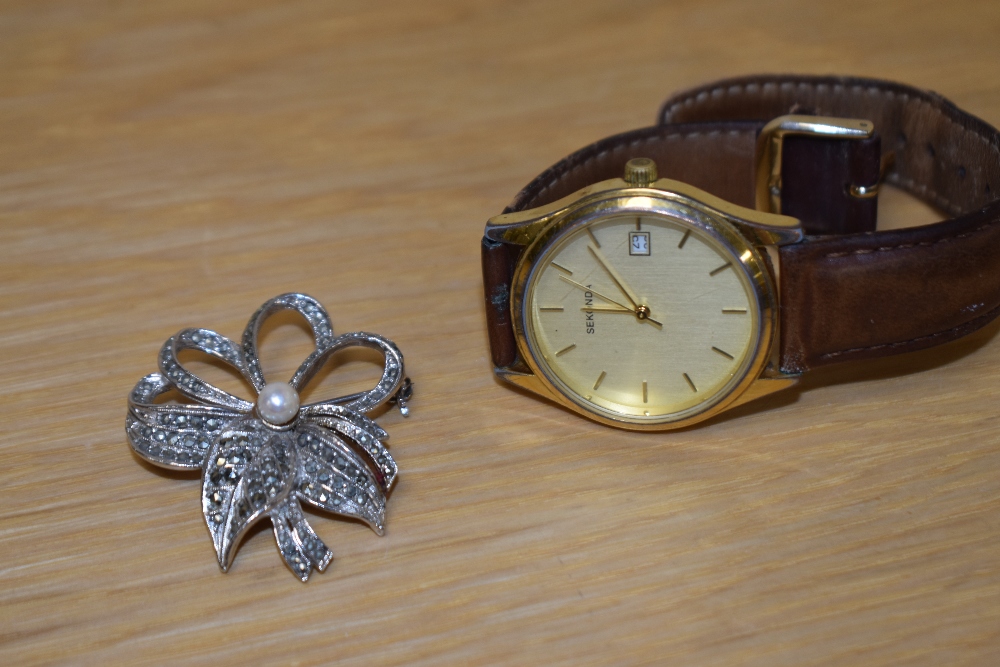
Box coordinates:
[896,131,908,147]
[957,165,967,179]
[926,143,936,158]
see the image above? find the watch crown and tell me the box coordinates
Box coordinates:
[623,157,658,186]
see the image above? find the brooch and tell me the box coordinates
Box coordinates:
[126,293,411,581]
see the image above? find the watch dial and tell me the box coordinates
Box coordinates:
[524,213,760,423]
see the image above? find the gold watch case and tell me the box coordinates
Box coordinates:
[487,171,805,430]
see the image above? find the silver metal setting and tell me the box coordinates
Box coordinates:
[126,293,410,581]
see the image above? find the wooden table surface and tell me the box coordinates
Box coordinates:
[3,1,999,665]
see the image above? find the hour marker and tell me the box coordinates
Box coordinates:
[551,262,572,275]
[642,380,648,403]
[636,217,642,231]
[555,343,577,357]
[593,370,607,390]
[712,346,734,359]
[710,262,733,276]
[586,228,601,248]
[722,308,748,314]
[683,373,697,392]
[539,306,564,312]
[678,229,691,248]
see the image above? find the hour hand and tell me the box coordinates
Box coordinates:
[581,305,663,328]
[580,305,632,313]
[559,275,633,312]
[559,275,662,327]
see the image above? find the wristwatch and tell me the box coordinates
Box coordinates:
[481,74,1000,430]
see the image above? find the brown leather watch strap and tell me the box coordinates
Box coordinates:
[660,75,1000,372]
[482,237,520,369]
[497,120,879,234]
[483,75,1000,376]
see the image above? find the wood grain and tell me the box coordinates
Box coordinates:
[2,1,999,664]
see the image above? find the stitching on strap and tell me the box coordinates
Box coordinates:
[822,221,997,258]
[662,78,999,155]
[531,128,756,201]
[818,299,1000,359]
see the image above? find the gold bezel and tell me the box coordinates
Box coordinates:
[508,187,779,431]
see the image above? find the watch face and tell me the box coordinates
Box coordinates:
[520,203,768,427]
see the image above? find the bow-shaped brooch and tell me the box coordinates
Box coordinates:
[126,293,411,581]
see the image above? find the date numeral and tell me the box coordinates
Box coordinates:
[629,231,650,256]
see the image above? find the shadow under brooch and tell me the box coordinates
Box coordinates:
[126,293,411,581]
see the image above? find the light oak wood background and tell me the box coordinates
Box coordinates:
[2,1,999,665]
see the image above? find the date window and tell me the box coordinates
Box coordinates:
[629,231,650,256]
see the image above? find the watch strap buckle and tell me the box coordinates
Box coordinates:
[754,114,877,214]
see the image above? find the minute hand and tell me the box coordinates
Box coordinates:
[588,244,641,308]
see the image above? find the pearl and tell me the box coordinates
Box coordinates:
[257,382,300,425]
